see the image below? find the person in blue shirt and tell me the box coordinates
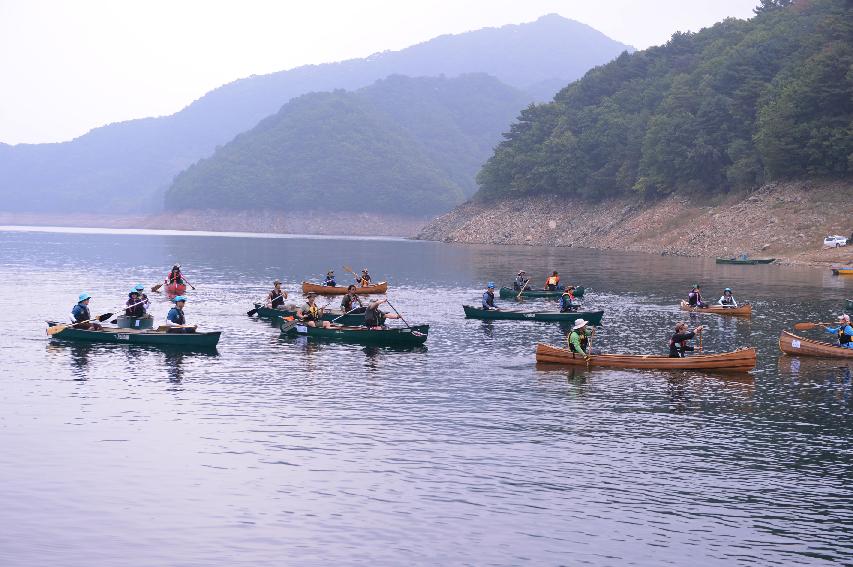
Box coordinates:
[825,314,853,349]
[166,295,191,332]
[323,271,337,287]
[71,292,102,330]
[482,282,499,310]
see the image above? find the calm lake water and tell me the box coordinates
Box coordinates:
[0,226,851,566]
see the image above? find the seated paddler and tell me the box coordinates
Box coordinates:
[363,298,401,330]
[267,279,287,308]
[717,287,738,308]
[687,284,707,308]
[126,288,146,317]
[567,319,593,358]
[341,285,365,314]
[165,295,192,332]
[296,293,331,328]
[545,271,561,291]
[71,292,101,330]
[133,284,150,313]
[513,271,530,292]
[357,268,372,287]
[482,282,499,310]
[559,286,579,312]
[825,314,853,349]
[669,322,704,358]
[323,271,337,287]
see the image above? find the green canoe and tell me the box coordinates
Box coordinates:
[280,321,429,346]
[463,305,603,325]
[715,257,775,265]
[46,322,221,349]
[498,286,585,299]
[251,303,365,325]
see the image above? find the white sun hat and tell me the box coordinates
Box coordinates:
[572,319,588,330]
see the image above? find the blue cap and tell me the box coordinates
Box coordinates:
[172,295,187,303]
[78,292,91,302]
[487,282,495,288]
[129,288,140,295]
[134,284,145,292]
[724,287,732,292]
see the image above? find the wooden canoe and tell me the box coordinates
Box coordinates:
[679,300,752,316]
[462,305,603,325]
[715,257,775,265]
[778,330,853,359]
[281,321,428,346]
[46,321,220,348]
[831,267,853,276]
[535,343,756,371]
[498,286,585,299]
[252,303,364,325]
[301,281,388,295]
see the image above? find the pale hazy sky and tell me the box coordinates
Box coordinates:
[0,0,757,145]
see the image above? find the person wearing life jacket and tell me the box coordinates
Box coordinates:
[559,286,579,313]
[669,322,704,357]
[824,314,853,349]
[133,284,150,313]
[544,271,561,291]
[567,319,593,358]
[165,295,192,332]
[71,292,102,330]
[717,288,738,308]
[166,264,185,286]
[363,298,401,330]
[513,271,530,292]
[356,269,372,287]
[323,271,337,287]
[296,293,332,328]
[267,280,287,308]
[341,285,365,314]
[687,284,707,308]
[482,282,499,310]
[125,289,146,317]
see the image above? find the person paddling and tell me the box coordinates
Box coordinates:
[125,289,146,317]
[559,286,579,313]
[165,295,191,332]
[133,284,150,313]
[513,270,530,292]
[324,271,337,287]
[567,319,593,358]
[363,298,401,330]
[718,287,738,308]
[669,322,705,357]
[296,293,332,328]
[482,282,499,310]
[687,284,707,308]
[341,285,365,314]
[165,265,185,287]
[267,280,287,308]
[71,293,102,330]
[356,269,372,287]
[824,314,853,349]
[545,271,561,291]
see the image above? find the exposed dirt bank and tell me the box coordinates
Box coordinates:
[416,181,853,267]
[0,210,430,238]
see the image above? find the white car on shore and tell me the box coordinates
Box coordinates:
[823,235,848,248]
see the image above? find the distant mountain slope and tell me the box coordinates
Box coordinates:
[165,74,530,214]
[475,0,852,202]
[0,14,632,214]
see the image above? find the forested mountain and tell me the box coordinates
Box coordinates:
[165,75,530,214]
[0,14,632,214]
[476,0,852,201]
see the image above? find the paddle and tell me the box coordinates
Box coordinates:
[247,290,291,316]
[47,311,115,336]
[383,298,411,329]
[793,322,835,331]
[698,327,703,353]
[155,325,197,333]
[516,278,530,300]
[151,283,163,292]
[331,305,365,324]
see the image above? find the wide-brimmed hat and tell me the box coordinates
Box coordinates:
[838,314,850,322]
[487,282,495,288]
[305,292,318,298]
[78,292,91,302]
[572,319,588,330]
[273,279,282,285]
[518,270,526,275]
[172,295,187,303]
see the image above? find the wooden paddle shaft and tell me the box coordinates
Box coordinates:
[793,322,835,331]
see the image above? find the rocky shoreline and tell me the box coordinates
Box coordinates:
[416,180,853,267]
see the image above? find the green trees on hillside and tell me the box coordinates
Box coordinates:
[477,0,852,201]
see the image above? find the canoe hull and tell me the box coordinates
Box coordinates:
[463,305,603,325]
[535,343,756,371]
[498,286,585,299]
[165,283,187,295]
[779,330,853,359]
[46,323,220,348]
[715,258,775,265]
[679,300,752,317]
[253,303,364,325]
[831,268,853,276]
[282,323,429,346]
[116,315,154,330]
[301,281,388,295]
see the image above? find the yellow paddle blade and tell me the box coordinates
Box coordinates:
[46,324,67,336]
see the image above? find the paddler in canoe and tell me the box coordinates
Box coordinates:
[687,284,707,308]
[267,279,288,308]
[823,314,853,349]
[670,322,705,358]
[717,287,738,308]
[559,286,579,312]
[71,292,102,330]
[296,292,333,328]
[513,270,530,292]
[165,295,194,332]
[363,298,402,330]
[126,288,147,317]
[323,271,337,287]
[482,282,500,310]
[356,268,372,287]
[567,319,593,358]
[341,285,365,314]
[133,284,150,313]
[544,271,561,291]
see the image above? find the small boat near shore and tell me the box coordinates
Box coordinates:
[535,343,756,371]
[463,305,603,325]
[778,330,853,359]
[280,321,428,346]
[715,257,775,265]
[831,266,853,276]
[46,322,221,349]
[301,281,388,295]
[679,300,752,316]
[251,303,364,325]
[498,286,585,299]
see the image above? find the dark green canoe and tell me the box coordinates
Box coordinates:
[46,322,220,348]
[715,257,775,265]
[252,303,364,325]
[463,305,603,325]
[280,321,429,346]
[498,285,585,299]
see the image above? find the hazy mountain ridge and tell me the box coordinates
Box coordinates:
[0,14,633,214]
